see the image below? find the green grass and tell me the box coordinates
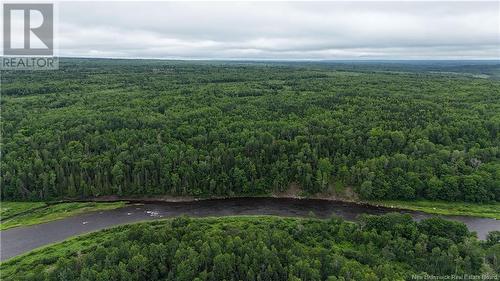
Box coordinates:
[370,200,500,219]
[0,202,47,220]
[0,202,126,230]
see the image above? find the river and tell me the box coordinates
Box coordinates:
[1,198,499,261]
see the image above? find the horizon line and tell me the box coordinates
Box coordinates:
[54,56,500,62]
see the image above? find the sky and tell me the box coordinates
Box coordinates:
[53,1,500,60]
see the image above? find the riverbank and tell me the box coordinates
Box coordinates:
[66,194,500,220]
[1,215,495,280]
[0,201,126,230]
[369,200,500,220]
[1,198,498,261]
[1,196,498,231]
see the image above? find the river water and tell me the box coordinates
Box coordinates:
[1,198,498,261]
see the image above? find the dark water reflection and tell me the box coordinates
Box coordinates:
[1,198,498,261]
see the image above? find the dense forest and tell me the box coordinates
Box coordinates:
[1,59,499,202]
[2,214,499,280]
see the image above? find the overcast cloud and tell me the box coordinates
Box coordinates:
[56,1,499,60]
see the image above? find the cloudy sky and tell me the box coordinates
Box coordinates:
[55,1,499,60]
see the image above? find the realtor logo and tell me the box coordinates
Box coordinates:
[3,3,53,56]
[2,3,58,70]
